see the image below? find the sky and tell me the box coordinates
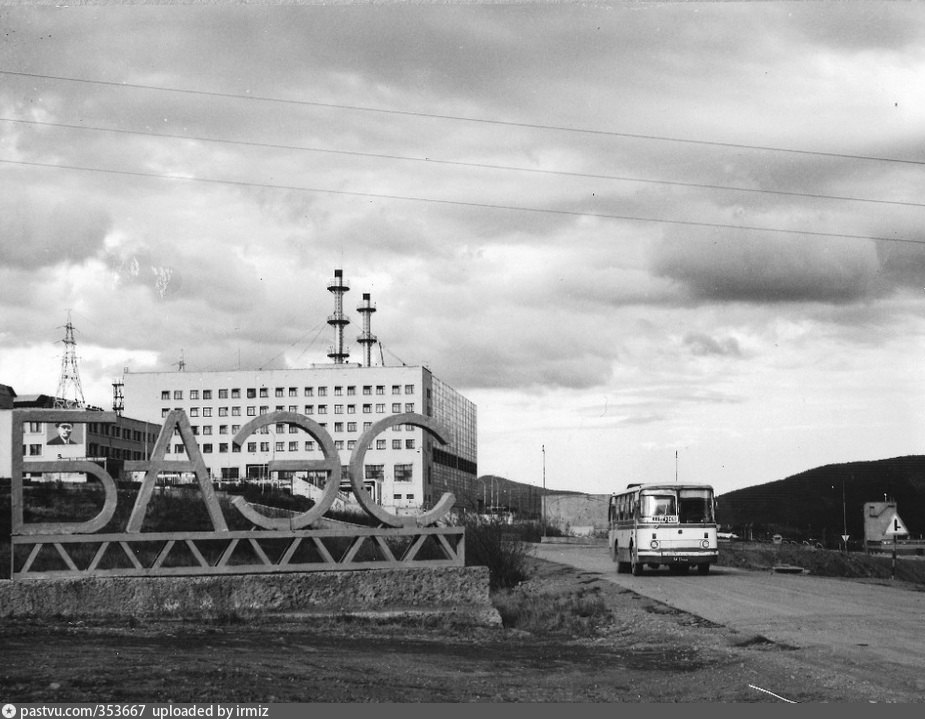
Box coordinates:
[2,2,925,498]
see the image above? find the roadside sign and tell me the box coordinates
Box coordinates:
[841,534,850,544]
[883,513,908,536]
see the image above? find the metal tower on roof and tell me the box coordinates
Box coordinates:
[54,311,86,409]
[327,269,351,364]
[112,376,124,416]
[357,292,378,367]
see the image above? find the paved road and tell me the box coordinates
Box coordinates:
[532,541,925,680]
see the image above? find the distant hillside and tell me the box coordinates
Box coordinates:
[470,474,578,518]
[479,474,576,497]
[717,455,925,546]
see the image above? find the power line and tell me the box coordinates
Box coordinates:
[4,116,922,209]
[268,321,329,368]
[3,69,924,167]
[3,156,921,246]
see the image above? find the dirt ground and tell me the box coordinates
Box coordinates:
[0,557,917,703]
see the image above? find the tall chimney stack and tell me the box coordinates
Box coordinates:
[327,269,350,364]
[357,292,378,367]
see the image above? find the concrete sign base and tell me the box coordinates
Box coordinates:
[0,566,500,626]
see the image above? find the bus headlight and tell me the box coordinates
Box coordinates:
[701,539,710,549]
[650,540,660,549]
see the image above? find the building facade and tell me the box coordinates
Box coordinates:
[121,364,477,514]
[0,387,160,481]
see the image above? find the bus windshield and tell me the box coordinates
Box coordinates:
[639,488,714,523]
[640,493,676,519]
[679,488,714,523]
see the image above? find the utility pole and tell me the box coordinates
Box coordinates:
[542,444,547,538]
[842,478,848,552]
[842,480,848,536]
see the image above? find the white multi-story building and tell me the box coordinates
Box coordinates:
[121,364,477,514]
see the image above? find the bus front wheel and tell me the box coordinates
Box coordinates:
[630,549,643,576]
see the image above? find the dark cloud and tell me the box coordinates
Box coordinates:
[684,332,742,358]
[444,343,615,391]
[786,2,925,52]
[876,236,925,291]
[650,226,882,304]
[0,187,109,269]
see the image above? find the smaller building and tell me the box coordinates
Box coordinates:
[1,386,161,482]
[863,500,915,554]
[0,384,15,410]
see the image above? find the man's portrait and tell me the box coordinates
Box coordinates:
[47,421,82,446]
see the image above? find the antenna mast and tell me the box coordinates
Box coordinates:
[54,311,86,409]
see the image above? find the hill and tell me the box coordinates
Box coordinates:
[468,475,578,518]
[716,455,925,547]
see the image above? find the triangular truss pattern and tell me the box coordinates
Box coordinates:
[12,527,465,579]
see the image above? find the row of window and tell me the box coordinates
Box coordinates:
[161,384,416,401]
[160,403,415,419]
[22,444,147,460]
[23,422,155,443]
[165,437,416,455]
[25,433,416,457]
[232,463,415,483]
[186,420,415,436]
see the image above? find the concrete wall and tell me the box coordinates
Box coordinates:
[0,567,500,625]
[543,493,610,535]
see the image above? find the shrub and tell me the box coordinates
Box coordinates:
[458,514,531,590]
[516,519,565,543]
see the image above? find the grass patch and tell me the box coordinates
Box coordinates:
[492,585,612,636]
[717,542,925,585]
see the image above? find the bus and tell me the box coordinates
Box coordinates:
[607,483,718,575]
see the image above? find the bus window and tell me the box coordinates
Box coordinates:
[641,493,676,518]
[679,488,714,523]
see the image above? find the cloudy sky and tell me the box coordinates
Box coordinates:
[2,2,925,498]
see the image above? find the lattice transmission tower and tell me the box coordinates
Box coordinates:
[54,311,86,409]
